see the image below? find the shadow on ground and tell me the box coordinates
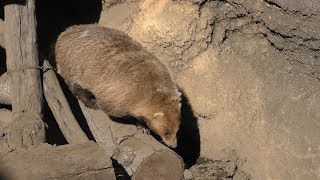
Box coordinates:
[174,89,200,168]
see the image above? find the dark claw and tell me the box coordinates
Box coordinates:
[136,123,150,135]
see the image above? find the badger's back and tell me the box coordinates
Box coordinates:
[55,24,178,117]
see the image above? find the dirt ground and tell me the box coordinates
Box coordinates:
[0,0,319,179]
[100,0,320,179]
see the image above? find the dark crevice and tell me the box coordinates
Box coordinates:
[194,0,209,12]
[262,0,316,18]
[258,21,320,52]
[266,27,292,39]
[262,33,284,51]
[226,0,243,8]
[111,158,131,180]
[263,0,283,10]
[221,28,240,44]
[196,112,212,119]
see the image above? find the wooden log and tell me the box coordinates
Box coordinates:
[43,60,89,144]
[80,102,184,178]
[2,0,45,150]
[78,101,116,157]
[0,141,116,180]
[5,0,42,117]
[0,19,5,48]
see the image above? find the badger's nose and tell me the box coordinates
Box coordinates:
[164,138,177,148]
[168,143,177,148]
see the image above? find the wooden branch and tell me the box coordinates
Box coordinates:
[43,60,89,144]
[80,102,184,178]
[0,72,11,105]
[0,19,5,48]
[2,0,45,150]
[78,101,116,157]
[0,142,116,179]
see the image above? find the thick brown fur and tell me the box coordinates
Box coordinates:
[54,24,181,148]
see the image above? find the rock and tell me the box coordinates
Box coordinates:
[99,0,214,73]
[183,169,193,180]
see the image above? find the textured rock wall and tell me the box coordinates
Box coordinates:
[100,0,320,179]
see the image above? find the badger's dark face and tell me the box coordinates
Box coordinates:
[148,101,181,148]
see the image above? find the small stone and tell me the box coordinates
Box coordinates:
[184,169,193,180]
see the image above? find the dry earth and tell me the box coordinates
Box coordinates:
[100,0,320,179]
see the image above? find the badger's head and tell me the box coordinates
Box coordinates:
[146,90,182,148]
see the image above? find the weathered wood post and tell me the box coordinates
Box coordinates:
[0,19,5,48]
[1,0,45,151]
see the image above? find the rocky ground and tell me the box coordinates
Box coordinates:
[100,0,320,179]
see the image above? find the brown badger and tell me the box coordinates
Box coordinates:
[54,24,181,148]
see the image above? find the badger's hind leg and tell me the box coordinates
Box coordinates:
[71,83,99,110]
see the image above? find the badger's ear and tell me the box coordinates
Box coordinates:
[154,112,164,120]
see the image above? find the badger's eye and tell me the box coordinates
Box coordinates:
[165,130,171,137]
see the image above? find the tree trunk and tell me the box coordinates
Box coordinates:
[2,0,45,151]
[0,19,5,48]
